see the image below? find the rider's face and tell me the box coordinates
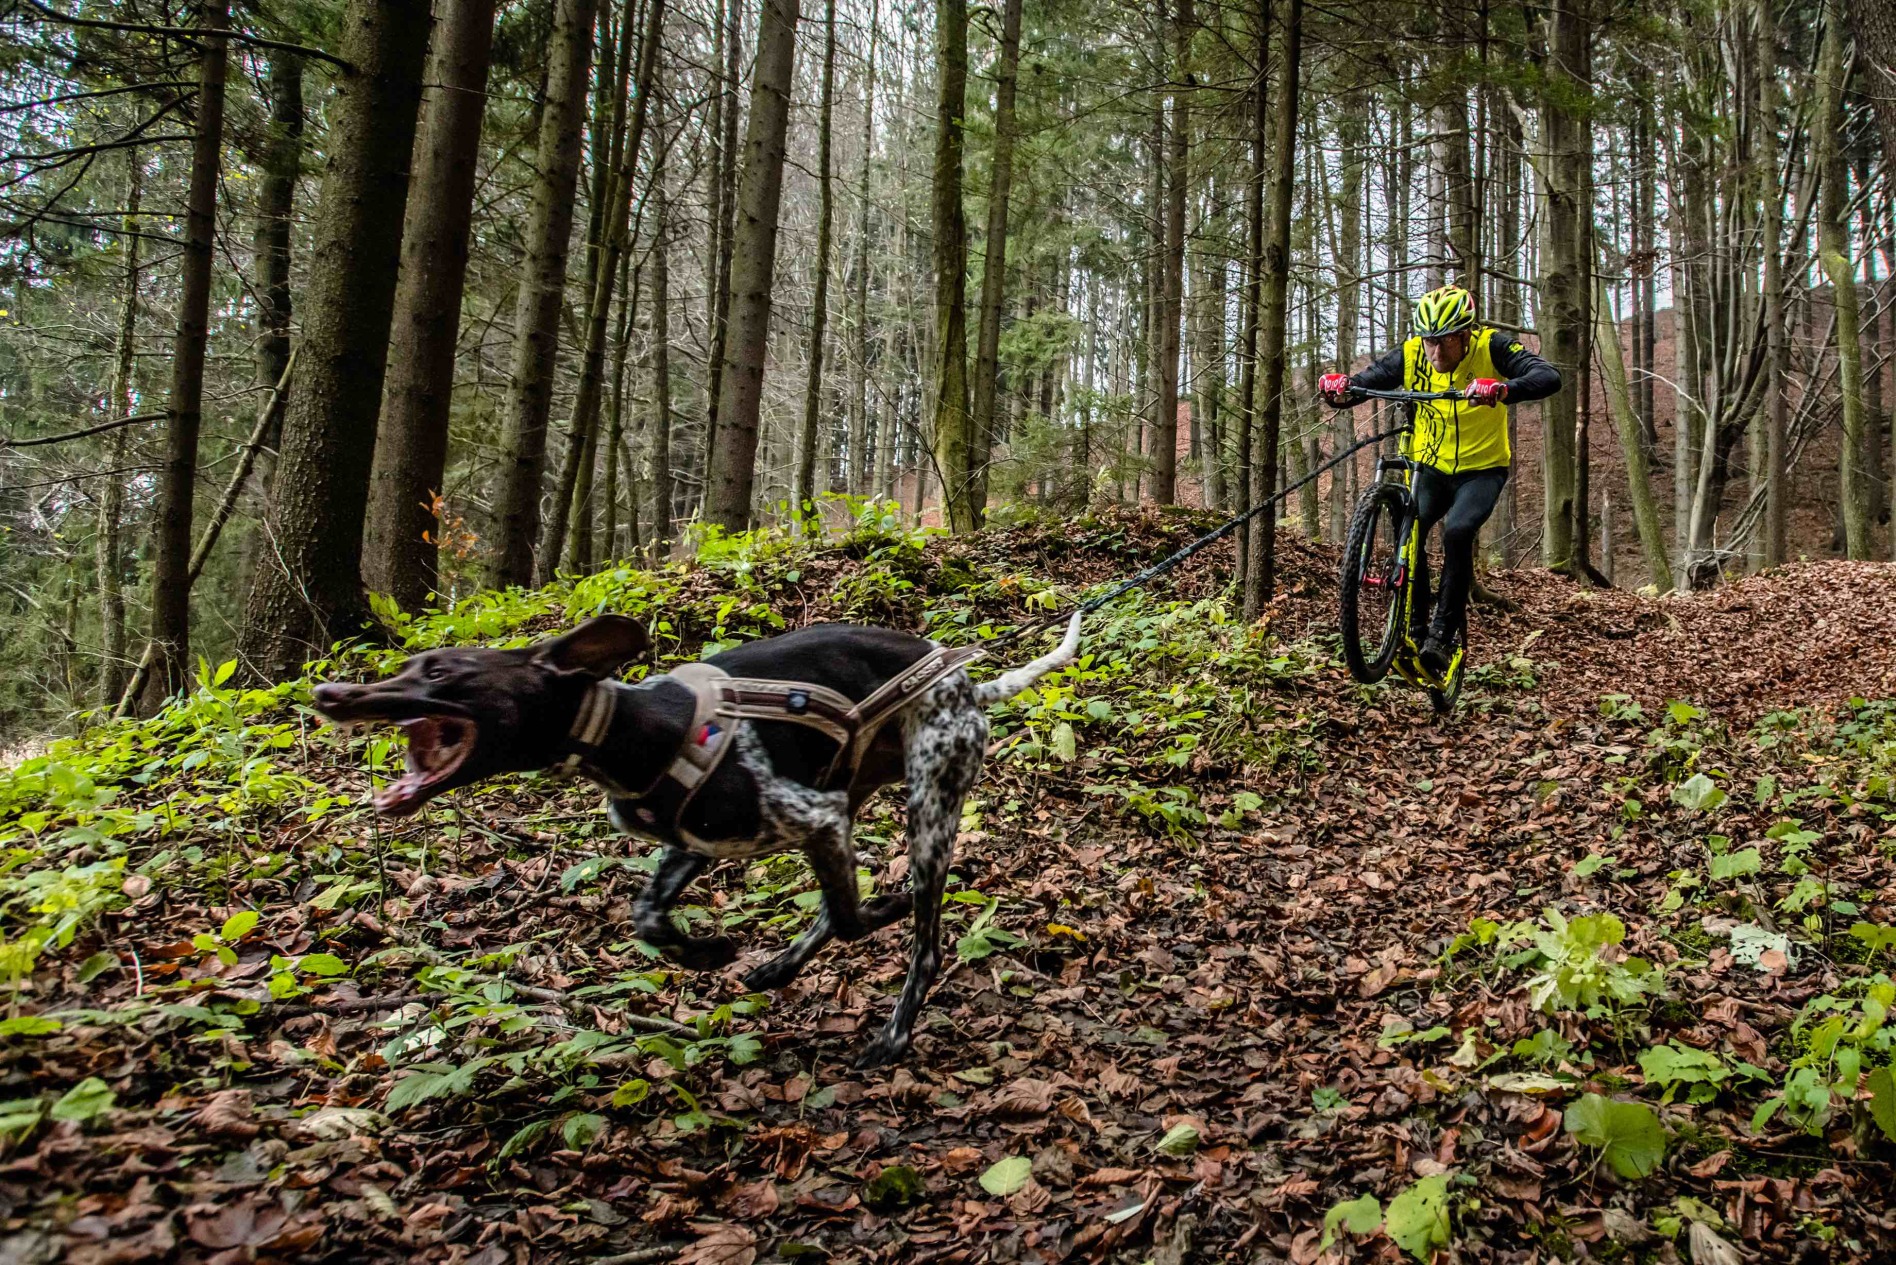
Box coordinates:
[1422,331,1469,374]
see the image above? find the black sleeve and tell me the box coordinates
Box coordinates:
[1346,344,1406,395]
[1489,335,1562,404]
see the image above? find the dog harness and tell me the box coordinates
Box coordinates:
[560,642,988,829]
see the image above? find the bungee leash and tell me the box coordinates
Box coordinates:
[987,419,1413,650]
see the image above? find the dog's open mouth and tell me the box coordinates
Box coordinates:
[373,716,476,816]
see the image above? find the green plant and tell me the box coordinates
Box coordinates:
[950,892,1026,963]
[1083,781,1207,839]
[192,910,260,967]
[1465,908,1666,1018]
[1319,1174,1452,1262]
[1637,1041,1764,1104]
[1565,1093,1666,1178]
[1751,974,1895,1138]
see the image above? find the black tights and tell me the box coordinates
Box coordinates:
[1410,465,1507,640]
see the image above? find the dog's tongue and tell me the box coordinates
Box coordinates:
[372,720,437,815]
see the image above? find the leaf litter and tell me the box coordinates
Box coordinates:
[1,508,1894,1262]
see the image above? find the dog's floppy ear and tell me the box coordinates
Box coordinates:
[530,615,652,678]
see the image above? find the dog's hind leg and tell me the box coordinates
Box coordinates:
[736,727,901,991]
[854,674,987,1070]
[633,846,737,970]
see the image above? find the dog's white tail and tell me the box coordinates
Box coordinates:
[974,612,1084,706]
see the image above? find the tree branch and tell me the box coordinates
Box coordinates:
[1,411,166,449]
[14,0,354,72]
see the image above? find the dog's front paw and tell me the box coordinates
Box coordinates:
[672,936,739,971]
[851,1031,911,1071]
[742,956,800,992]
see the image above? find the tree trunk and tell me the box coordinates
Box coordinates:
[603,246,633,558]
[702,0,801,532]
[1671,153,1700,570]
[1535,0,1588,573]
[1437,90,1477,292]
[238,0,431,680]
[97,158,141,707]
[1816,0,1870,559]
[1242,0,1301,618]
[1190,202,1226,510]
[1843,0,1896,178]
[1234,0,1267,591]
[1757,0,1787,566]
[545,0,665,575]
[968,0,1023,523]
[486,0,601,587]
[1150,0,1190,506]
[650,168,675,553]
[1330,88,1364,540]
[847,0,881,497]
[135,0,227,714]
[364,0,496,608]
[1594,273,1674,592]
[795,0,840,523]
[254,52,301,465]
[699,0,745,513]
[547,0,632,578]
[927,0,975,532]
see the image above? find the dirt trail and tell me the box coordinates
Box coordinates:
[3,515,1894,1264]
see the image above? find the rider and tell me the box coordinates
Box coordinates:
[1319,285,1561,676]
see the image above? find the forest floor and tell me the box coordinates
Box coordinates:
[4,507,1896,1265]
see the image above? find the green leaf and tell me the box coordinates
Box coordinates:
[1638,1043,1729,1102]
[297,952,349,977]
[561,1112,606,1149]
[1574,853,1615,878]
[863,1163,926,1210]
[1320,1194,1383,1250]
[221,911,259,942]
[0,1015,61,1037]
[979,1155,1034,1196]
[611,1078,650,1108]
[1868,1067,1896,1143]
[1384,1174,1452,1262]
[1708,848,1761,880]
[50,1077,116,1123]
[1848,923,1896,955]
[1154,1122,1200,1156]
[75,951,118,984]
[384,1063,474,1112]
[499,1118,551,1158]
[1672,774,1726,812]
[1565,1093,1666,1179]
[0,1098,45,1137]
[1050,722,1077,763]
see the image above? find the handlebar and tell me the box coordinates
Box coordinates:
[1349,387,1467,402]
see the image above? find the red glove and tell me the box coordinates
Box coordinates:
[1465,378,1507,406]
[1318,373,1355,406]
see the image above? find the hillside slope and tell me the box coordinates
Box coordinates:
[3,510,1894,1264]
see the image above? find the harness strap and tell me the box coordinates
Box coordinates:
[836,642,987,778]
[570,643,991,841]
[664,662,736,792]
[555,679,622,778]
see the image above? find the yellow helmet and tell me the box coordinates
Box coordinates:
[1412,285,1476,338]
